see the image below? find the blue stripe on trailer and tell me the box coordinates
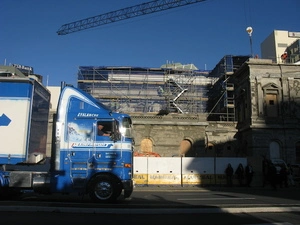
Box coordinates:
[0,82,33,98]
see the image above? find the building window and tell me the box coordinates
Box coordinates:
[269,141,281,159]
[278,43,288,48]
[265,94,278,117]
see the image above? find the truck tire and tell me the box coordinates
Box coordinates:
[88,174,121,203]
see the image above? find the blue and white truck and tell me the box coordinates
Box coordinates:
[0,70,134,202]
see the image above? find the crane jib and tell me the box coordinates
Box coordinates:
[57,0,206,35]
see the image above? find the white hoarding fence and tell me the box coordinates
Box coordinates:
[133,157,247,186]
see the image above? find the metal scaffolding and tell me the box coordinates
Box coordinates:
[76,56,250,118]
[77,64,211,114]
[206,55,250,121]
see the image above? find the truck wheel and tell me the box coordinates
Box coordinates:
[88,174,121,203]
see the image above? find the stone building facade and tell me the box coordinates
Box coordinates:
[233,58,300,166]
[130,113,239,158]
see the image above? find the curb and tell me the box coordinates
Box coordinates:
[1,205,300,214]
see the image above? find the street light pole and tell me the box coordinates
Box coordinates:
[246,27,254,58]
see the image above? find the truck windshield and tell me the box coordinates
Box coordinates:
[120,117,133,138]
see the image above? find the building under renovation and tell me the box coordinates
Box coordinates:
[77,56,249,120]
[206,55,250,121]
[77,63,210,115]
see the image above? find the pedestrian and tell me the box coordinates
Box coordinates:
[235,163,245,187]
[262,157,269,187]
[225,163,234,187]
[245,163,254,187]
[268,162,278,190]
[287,164,295,187]
[279,164,288,188]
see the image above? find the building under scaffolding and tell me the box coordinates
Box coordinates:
[206,55,250,121]
[77,56,250,118]
[77,63,211,114]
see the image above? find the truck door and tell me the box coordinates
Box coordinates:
[67,121,93,189]
[93,120,121,163]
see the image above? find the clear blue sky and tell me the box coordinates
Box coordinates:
[1,0,299,86]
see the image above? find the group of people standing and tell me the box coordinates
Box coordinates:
[262,157,295,190]
[225,163,254,187]
[224,159,296,189]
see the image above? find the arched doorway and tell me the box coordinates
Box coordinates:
[269,141,280,159]
[140,138,153,153]
[179,139,192,156]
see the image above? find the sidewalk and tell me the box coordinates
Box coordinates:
[133,184,300,199]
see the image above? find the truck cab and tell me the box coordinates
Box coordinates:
[51,85,134,202]
[0,75,134,202]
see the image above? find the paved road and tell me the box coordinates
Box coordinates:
[0,185,300,225]
[1,185,299,210]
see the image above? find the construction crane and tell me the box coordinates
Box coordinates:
[57,0,206,35]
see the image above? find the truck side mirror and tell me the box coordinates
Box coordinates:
[110,131,121,142]
[110,120,121,141]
